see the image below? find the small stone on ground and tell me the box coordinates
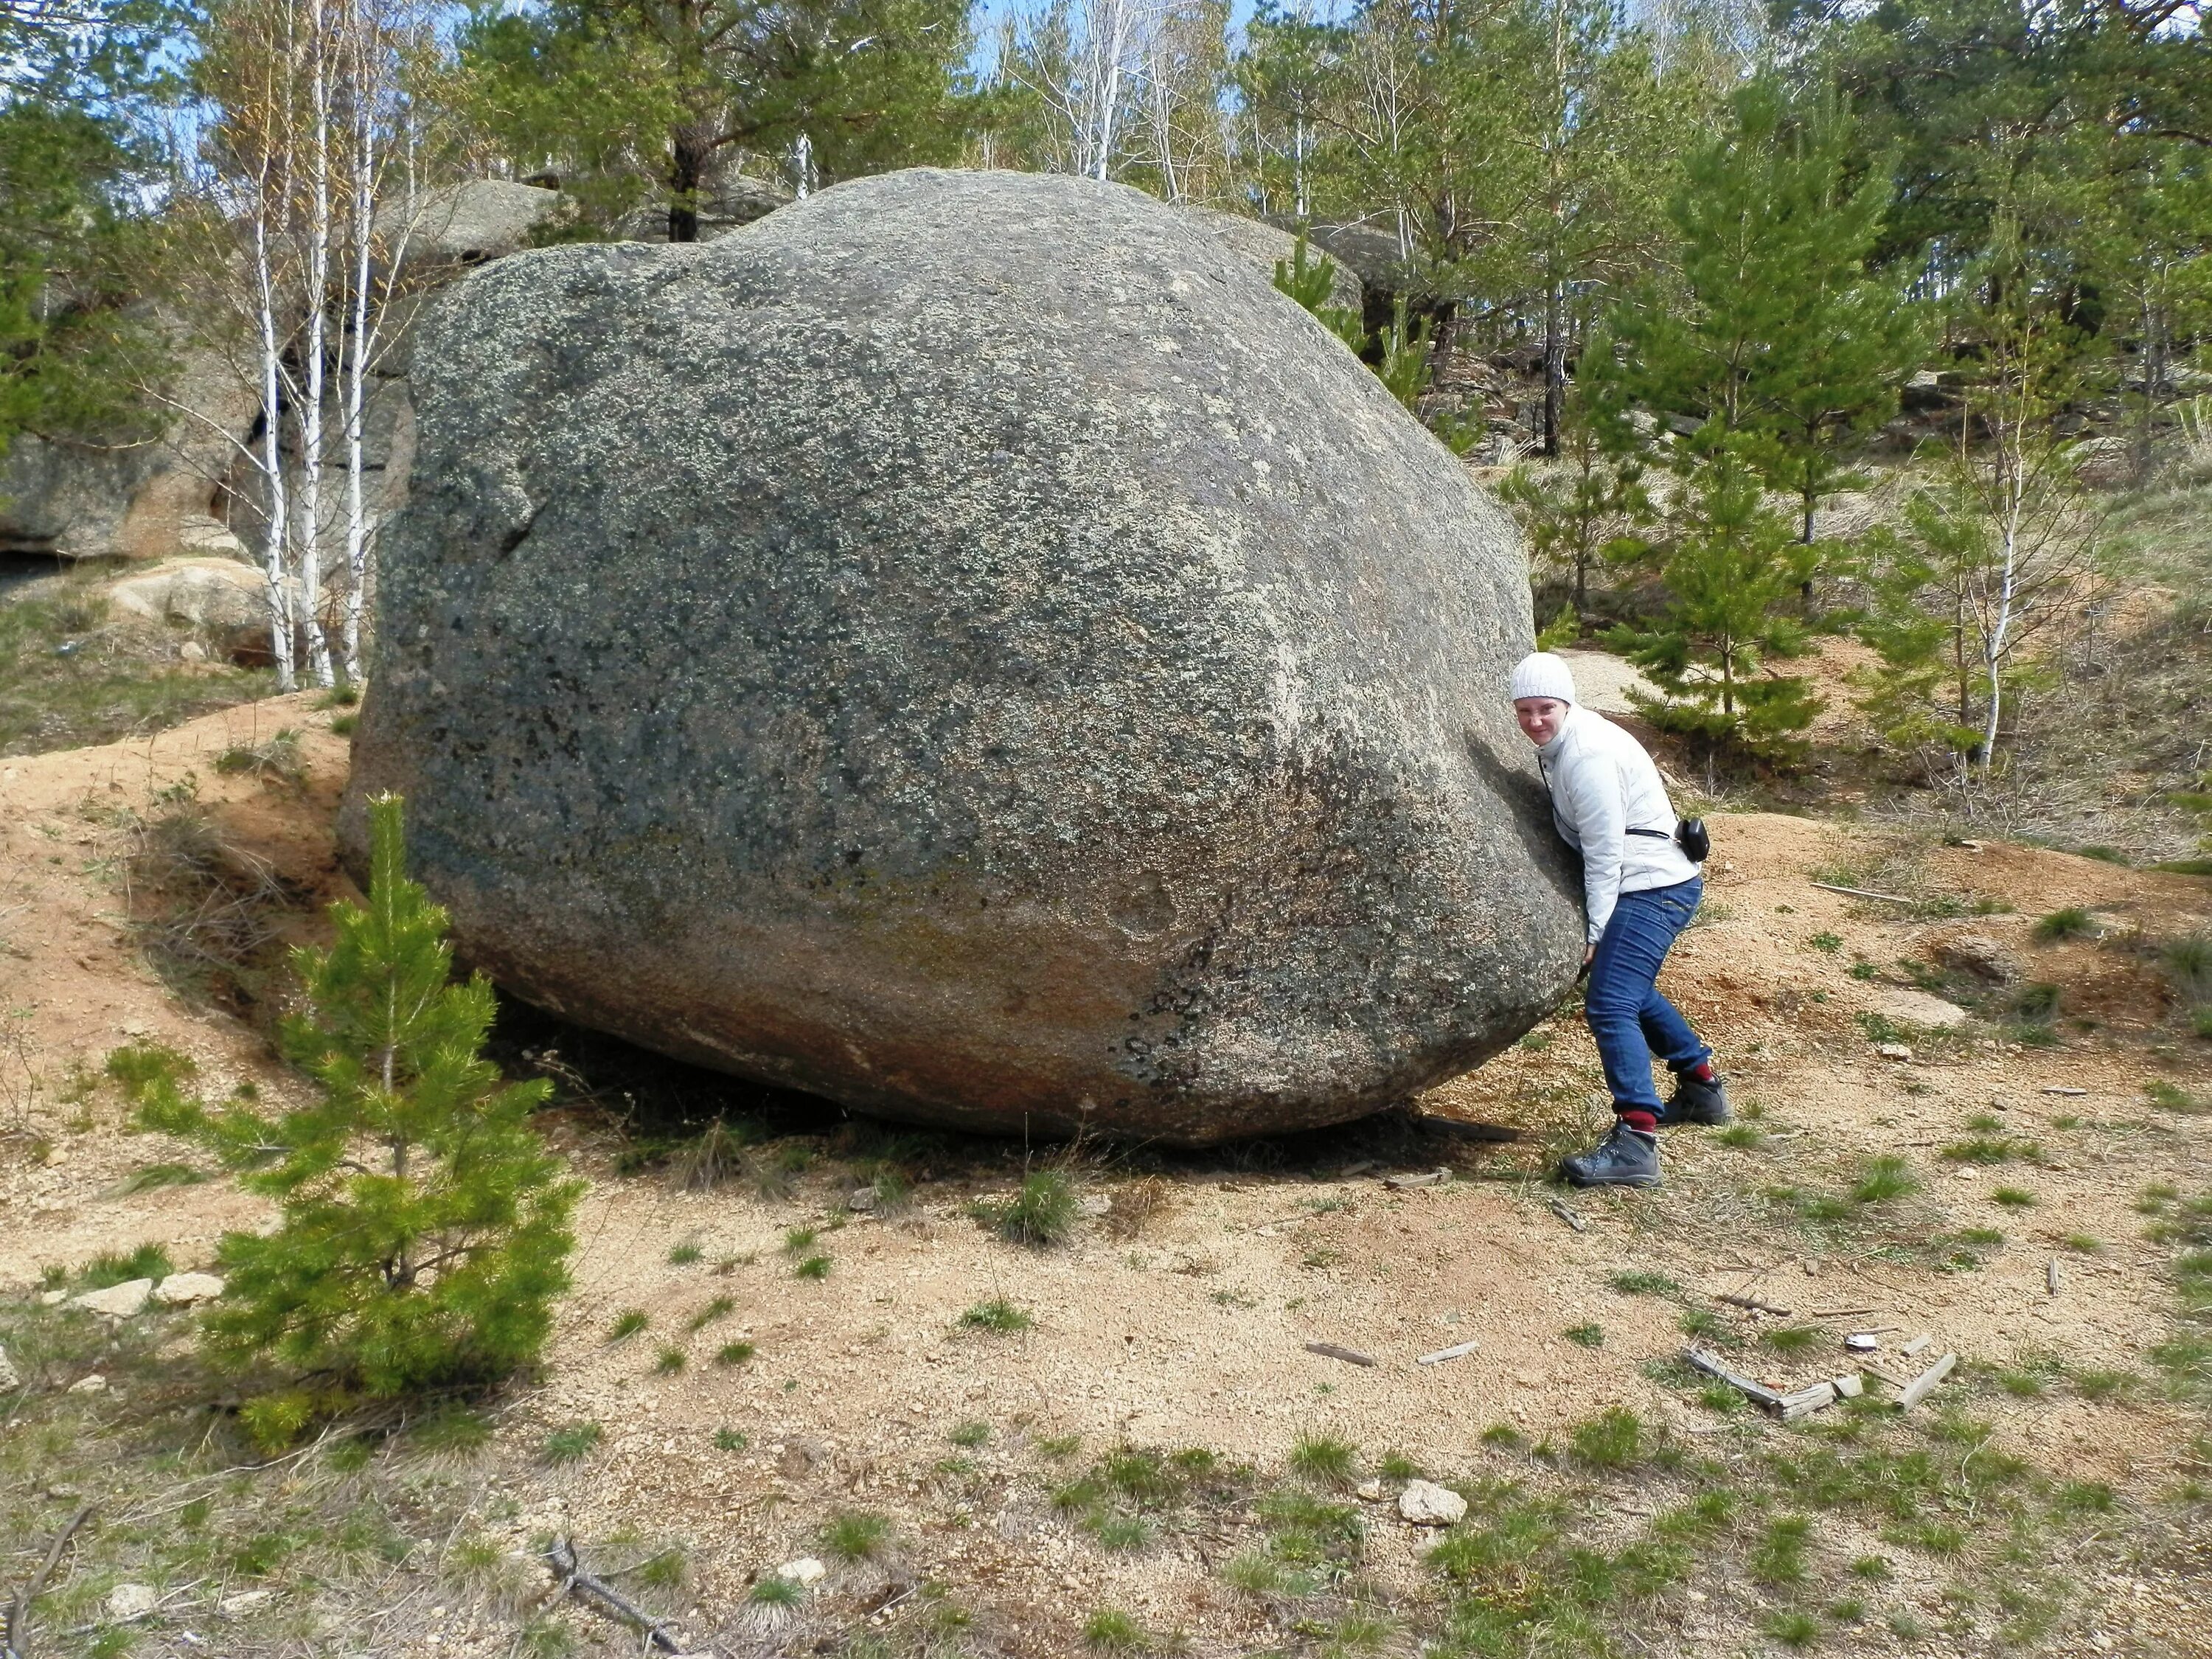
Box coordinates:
[1399,1479,1469,1526]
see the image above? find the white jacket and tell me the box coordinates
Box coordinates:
[1536,705,1700,944]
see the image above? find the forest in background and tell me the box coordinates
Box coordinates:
[2,0,2209,819]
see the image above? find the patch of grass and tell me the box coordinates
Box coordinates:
[1377,1450,1422,1480]
[79,1242,174,1287]
[1087,1512,1155,1551]
[667,1240,703,1265]
[1038,1433,1082,1459]
[1289,1432,1359,1487]
[213,727,304,783]
[1679,1307,1739,1348]
[714,1340,756,1366]
[2032,907,2098,942]
[1763,1326,1821,1357]
[1717,1121,1767,1148]
[542,1422,603,1464]
[686,1295,736,1333]
[959,1296,1032,1333]
[607,1308,650,1341]
[1567,1406,1645,1470]
[2062,1233,2101,1253]
[1942,1135,2016,1164]
[821,1510,891,1561]
[972,1168,1080,1247]
[1563,1323,1604,1348]
[2012,981,2064,1021]
[1751,1514,1811,1585]
[0,585,276,756]
[2149,1079,2205,1114]
[1516,1029,1554,1051]
[1610,1270,1680,1296]
[793,1253,832,1279]
[782,1225,818,1256]
[653,1345,686,1374]
[2160,933,2212,1004]
[1852,1153,1921,1203]
[1993,1186,2038,1208]
[714,1427,748,1451]
[749,1140,813,1200]
[1479,1424,1526,1450]
[1808,931,1843,953]
[1766,1609,1820,1647]
[949,1419,992,1447]
[1082,1607,1152,1653]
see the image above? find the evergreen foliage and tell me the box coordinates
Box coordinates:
[1605,443,1820,760]
[113,795,580,1433]
[1270,235,1363,352]
[457,0,973,241]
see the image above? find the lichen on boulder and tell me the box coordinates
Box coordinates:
[344,167,1582,1144]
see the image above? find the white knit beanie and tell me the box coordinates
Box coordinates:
[1509,651,1577,706]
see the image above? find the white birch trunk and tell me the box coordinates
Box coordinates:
[295,0,335,689]
[251,198,296,692]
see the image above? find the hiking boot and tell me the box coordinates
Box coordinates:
[1559,1122,1662,1189]
[1657,1069,1729,1127]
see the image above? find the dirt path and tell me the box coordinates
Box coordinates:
[4,697,2208,1657]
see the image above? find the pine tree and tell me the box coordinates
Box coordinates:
[117,794,580,1440]
[1271,234,1363,351]
[1496,383,1652,616]
[1604,440,1820,761]
[1600,79,1924,542]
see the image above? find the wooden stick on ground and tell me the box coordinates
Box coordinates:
[1810,881,1919,906]
[1716,1293,1793,1316]
[544,1537,685,1655]
[1304,1342,1377,1368]
[1547,1199,1588,1234]
[4,1502,94,1659]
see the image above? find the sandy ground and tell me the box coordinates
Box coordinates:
[4,693,2210,1655]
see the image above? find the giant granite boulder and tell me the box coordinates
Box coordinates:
[344,167,1582,1144]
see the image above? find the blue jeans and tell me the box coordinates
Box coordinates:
[1585,877,1711,1115]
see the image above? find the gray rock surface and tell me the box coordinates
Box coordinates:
[1178,206,1363,313]
[346,166,1582,1144]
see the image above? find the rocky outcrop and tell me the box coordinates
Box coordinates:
[348,166,1582,1144]
[0,181,557,569]
[1179,206,1363,313]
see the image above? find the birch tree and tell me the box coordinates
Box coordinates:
[174,0,434,690]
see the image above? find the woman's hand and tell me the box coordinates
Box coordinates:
[1583,945,1597,967]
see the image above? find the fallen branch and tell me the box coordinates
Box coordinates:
[1416,1339,1481,1366]
[1895,1352,1957,1411]
[1683,1347,1782,1410]
[1810,881,1918,906]
[4,1502,94,1659]
[544,1538,684,1655]
[1546,1198,1587,1234]
[1715,1293,1792,1317]
[1303,1342,1377,1368]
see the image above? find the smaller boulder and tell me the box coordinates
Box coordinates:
[154,1271,225,1306]
[72,1278,153,1318]
[220,1590,273,1616]
[68,1373,108,1394]
[1398,1479,1468,1526]
[1931,931,2019,984]
[772,1557,827,1588]
[0,1342,18,1391]
[107,1585,159,1621]
[1874,988,1969,1029]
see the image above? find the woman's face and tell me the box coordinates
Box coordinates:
[1514,697,1568,746]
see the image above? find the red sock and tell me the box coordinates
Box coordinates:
[1619,1110,1658,1134]
[1687,1060,1716,1083]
